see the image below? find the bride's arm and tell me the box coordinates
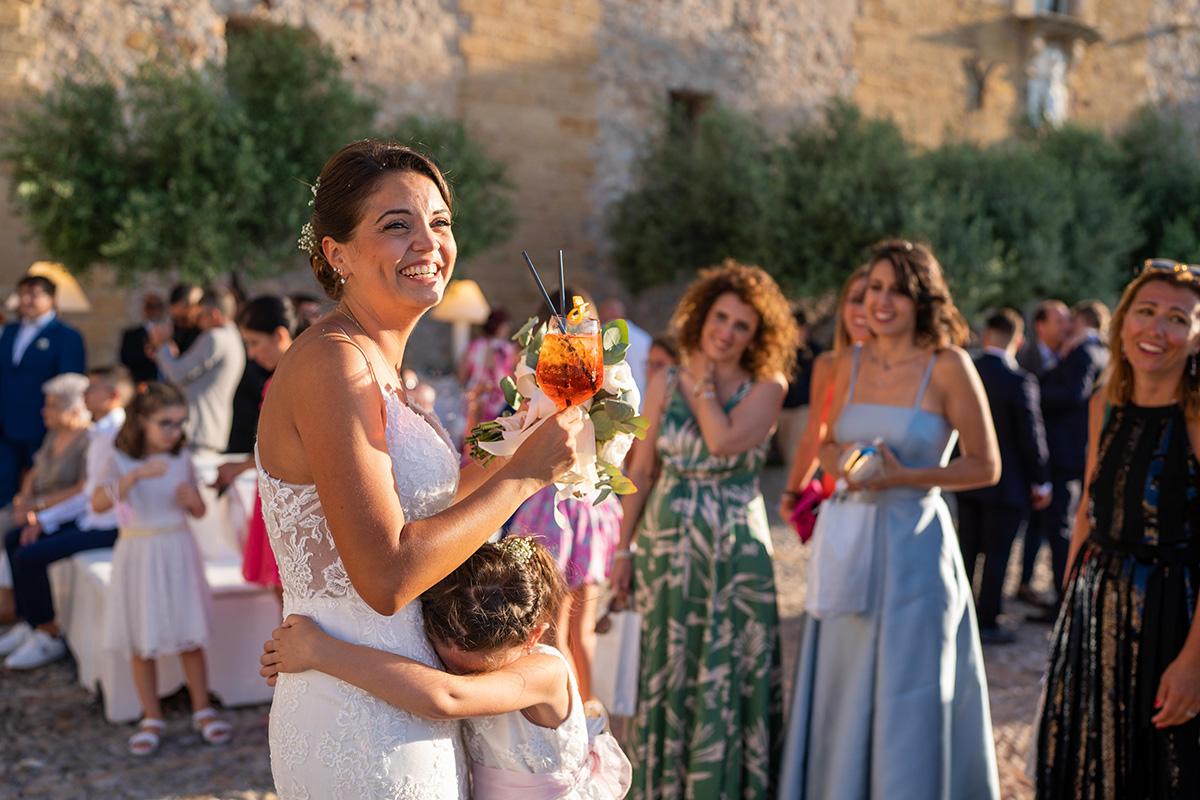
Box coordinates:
[261,616,565,721]
[276,336,581,616]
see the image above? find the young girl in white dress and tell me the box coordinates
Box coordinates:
[261,537,632,800]
[92,382,230,756]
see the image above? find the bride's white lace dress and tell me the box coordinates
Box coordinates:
[257,387,466,800]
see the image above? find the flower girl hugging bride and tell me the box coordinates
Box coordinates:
[260,536,632,800]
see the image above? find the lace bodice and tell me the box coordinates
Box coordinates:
[257,384,466,800]
[257,390,459,608]
[462,645,589,774]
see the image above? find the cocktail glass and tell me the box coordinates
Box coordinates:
[536,317,604,408]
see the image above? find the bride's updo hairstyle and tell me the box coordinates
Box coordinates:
[420,538,566,663]
[307,140,454,301]
[868,239,968,350]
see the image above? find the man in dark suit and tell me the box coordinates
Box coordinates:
[118,292,165,384]
[0,276,87,507]
[1015,298,1071,604]
[957,309,1051,643]
[1028,299,1110,620]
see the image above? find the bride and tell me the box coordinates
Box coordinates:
[256,140,583,799]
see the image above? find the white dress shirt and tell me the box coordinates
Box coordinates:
[12,309,57,365]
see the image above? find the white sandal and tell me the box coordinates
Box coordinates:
[192,708,232,745]
[128,718,165,757]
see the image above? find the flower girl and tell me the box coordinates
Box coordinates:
[92,382,230,755]
[261,537,632,799]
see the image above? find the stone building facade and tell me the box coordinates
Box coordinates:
[0,0,1196,366]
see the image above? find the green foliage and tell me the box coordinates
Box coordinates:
[224,24,376,270]
[909,127,1140,316]
[384,115,514,264]
[609,100,1198,319]
[4,23,512,282]
[612,107,775,291]
[769,100,920,295]
[6,75,130,274]
[1113,107,1200,265]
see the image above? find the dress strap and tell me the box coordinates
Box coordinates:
[327,319,389,397]
[914,353,937,407]
[847,343,863,404]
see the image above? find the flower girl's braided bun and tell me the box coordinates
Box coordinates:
[420,537,566,660]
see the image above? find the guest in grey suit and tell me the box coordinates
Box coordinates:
[151,287,245,454]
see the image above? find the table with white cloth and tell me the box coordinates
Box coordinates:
[49,453,278,722]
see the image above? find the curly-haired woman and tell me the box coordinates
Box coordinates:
[611,259,797,800]
[779,240,1001,799]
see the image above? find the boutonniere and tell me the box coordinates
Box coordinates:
[35,338,49,351]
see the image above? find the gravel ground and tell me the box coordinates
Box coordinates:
[0,464,1050,799]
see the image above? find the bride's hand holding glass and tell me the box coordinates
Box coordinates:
[505,404,587,487]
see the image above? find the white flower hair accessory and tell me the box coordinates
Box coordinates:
[496,536,536,565]
[297,177,321,254]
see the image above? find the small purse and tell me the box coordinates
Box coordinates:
[788,479,825,544]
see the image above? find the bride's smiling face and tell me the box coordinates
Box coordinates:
[325,171,457,316]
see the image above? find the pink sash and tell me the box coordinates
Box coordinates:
[469,732,632,800]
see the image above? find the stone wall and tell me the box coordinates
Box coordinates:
[453,0,602,319]
[590,0,857,303]
[1146,0,1200,132]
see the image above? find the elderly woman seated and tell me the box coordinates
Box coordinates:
[0,371,124,669]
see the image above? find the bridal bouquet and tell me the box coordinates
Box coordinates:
[465,314,649,506]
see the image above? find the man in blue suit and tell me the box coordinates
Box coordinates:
[957,309,1051,643]
[1027,299,1110,622]
[0,275,87,507]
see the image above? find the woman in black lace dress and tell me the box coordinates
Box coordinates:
[1035,261,1200,799]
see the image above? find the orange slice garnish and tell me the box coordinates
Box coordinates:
[566,296,590,325]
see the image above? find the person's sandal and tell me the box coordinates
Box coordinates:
[192,708,232,745]
[128,718,165,756]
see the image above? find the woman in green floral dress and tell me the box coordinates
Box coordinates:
[612,260,797,800]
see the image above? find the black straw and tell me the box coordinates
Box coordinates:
[523,251,564,329]
[558,250,566,323]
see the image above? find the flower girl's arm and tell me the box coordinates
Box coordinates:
[261,615,567,721]
[453,456,508,504]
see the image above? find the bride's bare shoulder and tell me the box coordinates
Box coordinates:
[272,321,375,397]
[258,321,383,471]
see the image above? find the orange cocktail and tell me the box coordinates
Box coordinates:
[536,315,604,408]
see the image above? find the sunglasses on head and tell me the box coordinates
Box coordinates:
[1143,258,1200,279]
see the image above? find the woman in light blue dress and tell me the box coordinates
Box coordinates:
[780,240,1003,800]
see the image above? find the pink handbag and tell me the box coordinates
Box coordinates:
[788,478,825,544]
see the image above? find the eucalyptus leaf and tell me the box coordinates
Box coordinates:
[602,319,629,349]
[610,475,637,494]
[513,316,540,347]
[603,399,637,422]
[603,343,629,367]
[595,458,621,477]
[501,375,520,408]
[593,486,613,506]
[590,409,617,440]
[525,326,545,369]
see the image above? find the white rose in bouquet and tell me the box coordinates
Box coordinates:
[602,361,637,396]
[599,431,635,468]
